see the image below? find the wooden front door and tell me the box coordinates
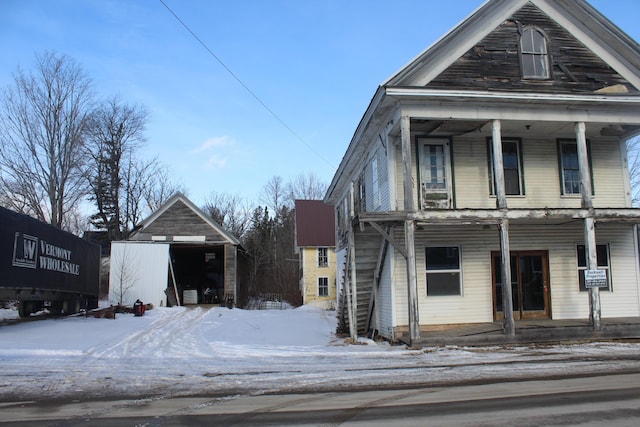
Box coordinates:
[492,251,550,320]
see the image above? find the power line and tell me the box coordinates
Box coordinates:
[158,0,336,169]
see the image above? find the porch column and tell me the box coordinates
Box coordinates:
[401,115,420,345]
[576,122,601,330]
[492,119,515,336]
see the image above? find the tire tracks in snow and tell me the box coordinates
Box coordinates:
[86,307,211,359]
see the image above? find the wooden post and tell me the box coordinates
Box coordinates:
[499,220,514,336]
[491,120,508,210]
[492,120,515,336]
[584,217,601,330]
[401,115,421,345]
[575,122,593,208]
[576,122,601,330]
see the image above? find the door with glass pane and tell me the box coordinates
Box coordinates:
[492,251,550,320]
[418,138,452,209]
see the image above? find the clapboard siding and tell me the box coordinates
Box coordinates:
[395,135,629,211]
[591,138,629,207]
[385,222,639,330]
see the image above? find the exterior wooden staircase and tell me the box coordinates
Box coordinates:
[337,224,389,337]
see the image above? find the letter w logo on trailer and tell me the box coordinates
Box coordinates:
[12,232,38,269]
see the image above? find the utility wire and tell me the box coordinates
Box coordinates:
[159,0,336,169]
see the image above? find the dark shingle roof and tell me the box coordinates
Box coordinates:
[294,200,335,247]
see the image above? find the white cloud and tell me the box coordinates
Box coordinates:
[190,135,233,154]
[205,155,228,169]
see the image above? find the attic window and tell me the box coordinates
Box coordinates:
[519,27,550,79]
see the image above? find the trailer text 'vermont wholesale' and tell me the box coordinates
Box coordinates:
[0,206,100,317]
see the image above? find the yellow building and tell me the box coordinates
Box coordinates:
[294,200,336,310]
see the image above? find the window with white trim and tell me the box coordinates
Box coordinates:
[425,246,461,296]
[318,277,329,297]
[577,244,611,292]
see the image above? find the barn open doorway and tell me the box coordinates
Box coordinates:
[170,245,225,305]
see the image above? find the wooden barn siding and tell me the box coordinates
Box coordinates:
[387,223,639,327]
[427,3,635,94]
[137,201,227,241]
[224,244,237,301]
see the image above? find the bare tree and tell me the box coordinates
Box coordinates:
[109,244,139,306]
[0,52,93,228]
[202,191,251,240]
[144,164,185,213]
[260,175,287,213]
[286,172,327,203]
[85,96,148,240]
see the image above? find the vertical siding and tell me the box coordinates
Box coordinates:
[224,244,237,302]
[109,242,169,307]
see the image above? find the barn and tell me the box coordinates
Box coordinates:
[108,193,245,308]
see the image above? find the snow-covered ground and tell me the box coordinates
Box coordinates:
[1,305,640,402]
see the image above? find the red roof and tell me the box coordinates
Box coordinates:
[294,200,335,247]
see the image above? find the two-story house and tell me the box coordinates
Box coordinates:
[294,200,337,309]
[324,0,640,346]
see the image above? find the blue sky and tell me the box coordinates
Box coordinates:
[1,1,639,208]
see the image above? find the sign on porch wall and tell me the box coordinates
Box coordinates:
[584,269,607,288]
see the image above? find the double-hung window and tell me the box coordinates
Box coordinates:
[318,247,328,268]
[520,27,550,79]
[577,244,611,292]
[558,139,593,196]
[488,138,524,196]
[318,277,329,297]
[425,246,461,296]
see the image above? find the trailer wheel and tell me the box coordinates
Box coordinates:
[49,301,63,315]
[18,301,42,318]
[18,301,30,318]
[63,297,80,315]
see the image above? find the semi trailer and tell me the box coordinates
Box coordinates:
[0,206,100,317]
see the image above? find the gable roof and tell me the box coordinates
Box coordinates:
[385,0,640,90]
[325,0,640,204]
[295,200,335,247]
[130,192,240,245]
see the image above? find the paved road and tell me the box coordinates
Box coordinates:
[2,372,640,426]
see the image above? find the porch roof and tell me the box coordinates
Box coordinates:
[357,208,640,226]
